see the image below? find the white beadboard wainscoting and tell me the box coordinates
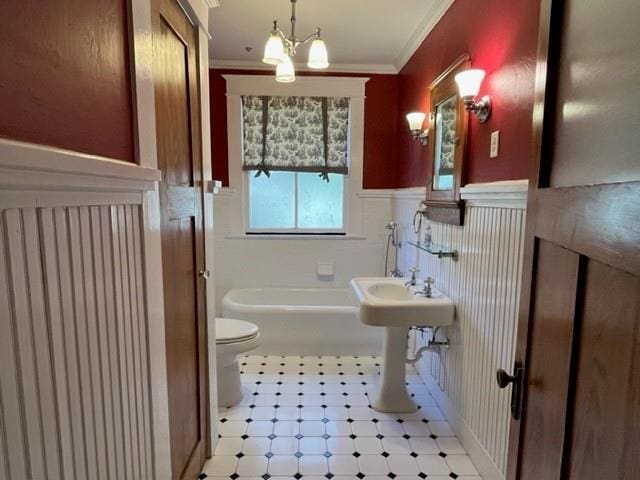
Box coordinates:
[0,204,153,480]
[393,181,528,480]
[0,140,173,480]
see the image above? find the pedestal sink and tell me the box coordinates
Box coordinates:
[350,277,454,413]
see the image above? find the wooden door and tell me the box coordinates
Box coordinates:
[504,1,640,479]
[152,0,209,478]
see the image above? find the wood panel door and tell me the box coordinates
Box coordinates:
[505,1,640,479]
[152,0,208,478]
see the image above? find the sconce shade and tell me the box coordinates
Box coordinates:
[276,55,296,83]
[406,112,427,131]
[263,33,286,65]
[455,69,485,98]
[307,39,329,69]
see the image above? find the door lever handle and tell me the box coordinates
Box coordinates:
[496,366,524,420]
[496,368,520,388]
[199,269,210,279]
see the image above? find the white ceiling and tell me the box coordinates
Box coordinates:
[209,0,454,73]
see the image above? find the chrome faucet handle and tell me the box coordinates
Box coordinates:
[423,277,435,297]
[405,266,419,287]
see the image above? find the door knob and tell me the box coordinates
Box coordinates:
[199,269,210,279]
[496,366,523,420]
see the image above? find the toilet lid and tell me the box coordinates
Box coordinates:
[216,317,259,344]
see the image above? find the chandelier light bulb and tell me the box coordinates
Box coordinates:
[307,38,329,69]
[276,55,296,83]
[263,32,285,65]
[264,1,329,80]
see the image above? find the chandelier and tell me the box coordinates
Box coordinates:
[262,0,329,83]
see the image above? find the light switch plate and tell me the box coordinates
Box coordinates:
[490,130,500,158]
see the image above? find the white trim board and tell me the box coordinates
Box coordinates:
[393,187,427,200]
[356,189,395,199]
[0,139,160,192]
[223,74,369,98]
[460,179,528,209]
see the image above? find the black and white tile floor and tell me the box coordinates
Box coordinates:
[201,356,481,480]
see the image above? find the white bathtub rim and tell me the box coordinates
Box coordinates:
[222,287,359,316]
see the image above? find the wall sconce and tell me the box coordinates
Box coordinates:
[406,112,429,146]
[454,69,492,122]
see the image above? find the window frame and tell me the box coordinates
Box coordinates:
[224,74,369,238]
[244,170,348,235]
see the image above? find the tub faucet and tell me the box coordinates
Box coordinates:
[405,267,419,287]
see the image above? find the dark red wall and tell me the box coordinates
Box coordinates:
[0,0,135,161]
[210,69,399,188]
[397,0,540,186]
[211,0,540,188]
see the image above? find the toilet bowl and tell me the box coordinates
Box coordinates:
[216,317,260,407]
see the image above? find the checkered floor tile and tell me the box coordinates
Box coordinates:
[201,356,481,480]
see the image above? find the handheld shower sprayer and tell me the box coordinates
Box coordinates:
[385,221,399,246]
[384,221,403,277]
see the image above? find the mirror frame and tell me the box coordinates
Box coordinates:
[423,54,470,226]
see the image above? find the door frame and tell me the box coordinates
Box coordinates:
[504,1,556,477]
[128,0,219,477]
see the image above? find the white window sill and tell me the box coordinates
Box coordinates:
[223,234,367,241]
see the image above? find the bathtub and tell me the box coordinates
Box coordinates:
[222,287,383,356]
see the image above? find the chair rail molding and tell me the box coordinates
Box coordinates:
[460,179,529,209]
[393,187,428,200]
[0,139,160,192]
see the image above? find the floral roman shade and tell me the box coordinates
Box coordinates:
[242,95,350,181]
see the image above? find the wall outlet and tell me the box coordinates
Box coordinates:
[490,130,500,158]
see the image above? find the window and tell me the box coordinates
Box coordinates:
[247,171,345,233]
[242,94,349,234]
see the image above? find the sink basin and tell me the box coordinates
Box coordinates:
[350,277,454,327]
[350,277,455,413]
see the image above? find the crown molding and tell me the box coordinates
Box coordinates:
[394,0,455,71]
[209,59,398,74]
[209,1,453,75]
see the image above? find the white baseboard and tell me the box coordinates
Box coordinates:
[421,373,504,480]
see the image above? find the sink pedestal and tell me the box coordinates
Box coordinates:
[371,326,418,413]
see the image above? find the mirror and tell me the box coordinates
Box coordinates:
[432,94,457,191]
[423,54,470,226]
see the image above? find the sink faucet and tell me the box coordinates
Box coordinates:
[414,277,435,298]
[405,267,419,287]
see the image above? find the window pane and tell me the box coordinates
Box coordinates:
[248,171,295,229]
[297,173,344,229]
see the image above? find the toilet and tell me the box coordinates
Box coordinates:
[215,317,261,407]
